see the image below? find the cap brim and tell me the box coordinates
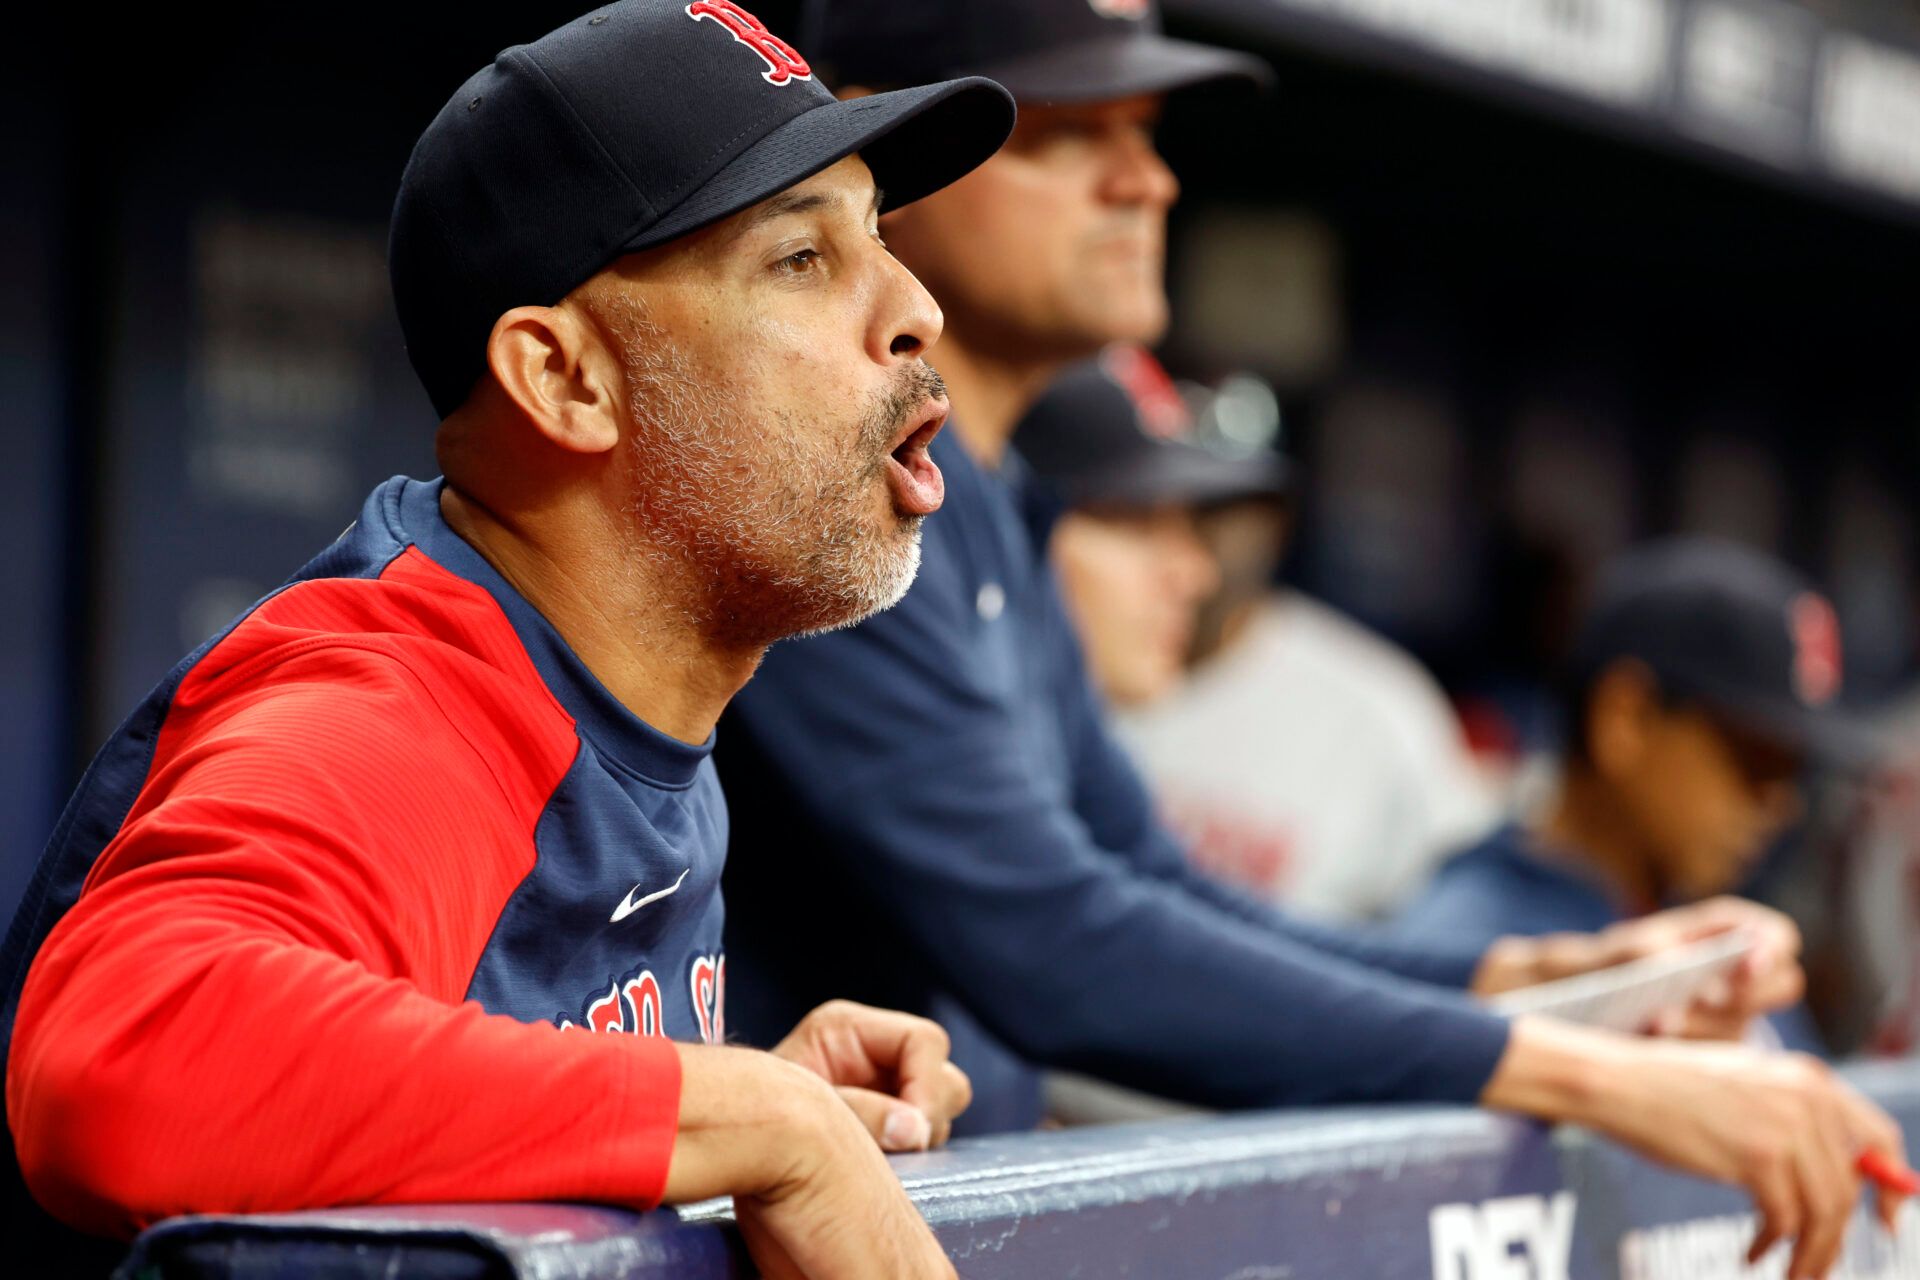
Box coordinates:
[624,76,1015,254]
[1690,686,1891,774]
[1066,441,1290,510]
[970,33,1271,105]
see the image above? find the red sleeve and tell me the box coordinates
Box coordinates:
[6,589,682,1237]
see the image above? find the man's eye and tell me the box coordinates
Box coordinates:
[776,248,821,274]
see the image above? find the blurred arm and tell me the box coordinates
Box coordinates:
[730,578,1511,1109]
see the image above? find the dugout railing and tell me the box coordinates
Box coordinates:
[115,1058,1920,1279]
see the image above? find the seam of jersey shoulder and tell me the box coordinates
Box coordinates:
[387,546,583,750]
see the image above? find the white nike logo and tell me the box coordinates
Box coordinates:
[610,867,691,924]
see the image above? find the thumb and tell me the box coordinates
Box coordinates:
[836,1086,933,1153]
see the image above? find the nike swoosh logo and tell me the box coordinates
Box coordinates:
[610,867,691,924]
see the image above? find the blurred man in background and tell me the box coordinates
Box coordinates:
[718,3,1909,1271]
[1018,345,1496,922]
[1394,538,1876,1053]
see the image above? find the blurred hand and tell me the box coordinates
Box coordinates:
[666,1044,956,1280]
[1472,897,1803,1042]
[1486,1019,1908,1280]
[1602,898,1804,1040]
[773,1000,973,1152]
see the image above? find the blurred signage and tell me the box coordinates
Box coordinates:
[1819,34,1920,201]
[1179,0,1920,218]
[1268,0,1669,105]
[1430,1191,1577,1280]
[1621,1210,1920,1278]
[190,212,389,520]
[95,191,430,735]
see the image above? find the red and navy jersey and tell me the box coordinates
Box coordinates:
[2,476,725,1244]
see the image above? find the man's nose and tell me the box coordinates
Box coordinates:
[873,251,944,364]
[1103,127,1181,210]
[1163,521,1220,600]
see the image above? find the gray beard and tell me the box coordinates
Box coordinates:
[607,304,934,651]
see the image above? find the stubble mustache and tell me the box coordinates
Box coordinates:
[854,361,949,481]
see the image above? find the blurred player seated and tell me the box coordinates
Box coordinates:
[0,4,1011,1277]
[1392,538,1881,1053]
[1017,345,1497,922]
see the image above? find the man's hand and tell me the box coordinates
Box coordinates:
[666,1043,956,1280]
[1472,897,1803,1041]
[773,1000,973,1152]
[1484,1018,1909,1280]
[1610,898,1804,1039]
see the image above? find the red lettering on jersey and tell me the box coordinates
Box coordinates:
[1160,790,1294,896]
[686,1,812,86]
[623,971,665,1038]
[585,982,626,1034]
[1791,592,1842,707]
[689,954,724,1044]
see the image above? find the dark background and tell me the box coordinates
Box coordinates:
[6,1,1920,935]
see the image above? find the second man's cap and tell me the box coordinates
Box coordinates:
[798,0,1272,103]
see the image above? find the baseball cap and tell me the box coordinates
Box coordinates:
[1014,345,1290,510]
[1569,538,1882,769]
[390,0,1016,418]
[797,0,1272,104]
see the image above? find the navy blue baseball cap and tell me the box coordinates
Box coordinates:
[1015,345,1289,510]
[390,0,1016,418]
[797,0,1272,104]
[1570,538,1882,768]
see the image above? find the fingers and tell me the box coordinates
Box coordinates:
[837,1085,935,1153]
[1835,1086,1911,1230]
[1745,1140,1802,1268]
[1787,1095,1857,1280]
[885,1012,959,1122]
[831,1070,969,1152]
[1742,1056,1876,1280]
[898,1061,970,1147]
[924,1062,971,1147]
[785,1001,971,1127]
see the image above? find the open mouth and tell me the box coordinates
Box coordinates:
[885,400,947,518]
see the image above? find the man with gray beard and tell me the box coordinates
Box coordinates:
[1,5,1011,1278]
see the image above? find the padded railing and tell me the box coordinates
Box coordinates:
[118,1059,1920,1279]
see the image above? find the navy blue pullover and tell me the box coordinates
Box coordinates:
[719,431,1512,1131]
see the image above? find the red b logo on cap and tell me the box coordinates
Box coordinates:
[1790,591,1842,707]
[1100,343,1191,439]
[687,1,813,86]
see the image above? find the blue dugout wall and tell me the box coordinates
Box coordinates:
[0,79,69,923]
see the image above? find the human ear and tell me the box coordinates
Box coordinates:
[1587,659,1658,776]
[483,305,621,456]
